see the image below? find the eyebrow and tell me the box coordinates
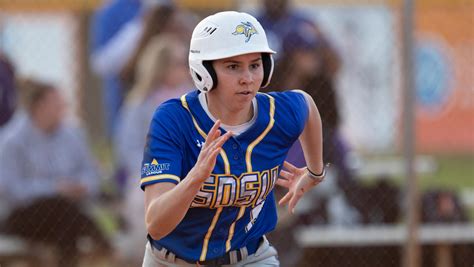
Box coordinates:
[222,57,262,64]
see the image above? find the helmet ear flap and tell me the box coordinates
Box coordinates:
[189,60,214,92]
[203,61,218,90]
[261,53,274,88]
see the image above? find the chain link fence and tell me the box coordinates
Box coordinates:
[0,0,472,266]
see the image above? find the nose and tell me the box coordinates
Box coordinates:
[239,69,254,85]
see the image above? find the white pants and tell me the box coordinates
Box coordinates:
[142,237,279,267]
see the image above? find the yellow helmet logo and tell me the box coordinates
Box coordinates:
[232,21,258,42]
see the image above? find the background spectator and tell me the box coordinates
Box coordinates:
[113,34,191,265]
[89,0,142,136]
[90,0,193,137]
[117,0,195,88]
[0,79,109,267]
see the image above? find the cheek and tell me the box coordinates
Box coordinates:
[255,68,264,83]
[217,71,237,86]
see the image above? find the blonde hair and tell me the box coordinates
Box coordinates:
[127,34,186,104]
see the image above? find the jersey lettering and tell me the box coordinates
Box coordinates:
[246,201,264,232]
[191,166,279,209]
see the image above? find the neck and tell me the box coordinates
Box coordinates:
[206,95,253,126]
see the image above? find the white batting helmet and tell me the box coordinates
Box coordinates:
[189,11,276,92]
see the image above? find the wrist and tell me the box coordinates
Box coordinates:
[306,164,329,181]
[187,167,209,185]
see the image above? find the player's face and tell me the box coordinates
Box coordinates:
[210,53,263,110]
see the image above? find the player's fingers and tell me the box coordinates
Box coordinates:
[203,141,226,166]
[213,131,233,148]
[208,146,223,163]
[283,161,299,173]
[203,131,231,156]
[207,130,222,148]
[204,120,221,145]
[207,132,232,157]
[199,133,231,167]
[276,178,290,188]
[203,129,222,152]
[210,119,221,133]
[279,170,293,180]
[278,191,293,206]
[202,132,220,152]
[288,189,305,214]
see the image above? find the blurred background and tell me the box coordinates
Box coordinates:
[0,0,472,266]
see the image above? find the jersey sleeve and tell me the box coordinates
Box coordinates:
[271,90,310,139]
[140,102,184,190]
[290,90,310,134]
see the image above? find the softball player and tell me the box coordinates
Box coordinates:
[141,11,326,266]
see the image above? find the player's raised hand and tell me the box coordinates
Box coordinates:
[277,161,323,214]
[191,120,233,182]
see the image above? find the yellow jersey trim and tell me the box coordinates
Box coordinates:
[140,174,180,185]
[225,206,246,251]
[245,94,275,172]
[200,207,223,261]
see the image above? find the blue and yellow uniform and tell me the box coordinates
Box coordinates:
[141,89,308,262]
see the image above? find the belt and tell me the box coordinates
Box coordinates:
[150,236,263,266]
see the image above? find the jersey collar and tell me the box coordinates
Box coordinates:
[183,90,273,142]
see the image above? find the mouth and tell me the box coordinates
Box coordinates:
[237,90,253,96]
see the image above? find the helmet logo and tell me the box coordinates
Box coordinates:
[232,22,258,42]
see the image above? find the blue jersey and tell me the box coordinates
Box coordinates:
[141,90,308,262]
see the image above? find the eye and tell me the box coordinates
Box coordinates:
[251,63,261,69]
[226,64,238,70]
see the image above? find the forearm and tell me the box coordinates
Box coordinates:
[299,91,324,173]
[145,169,204,240]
